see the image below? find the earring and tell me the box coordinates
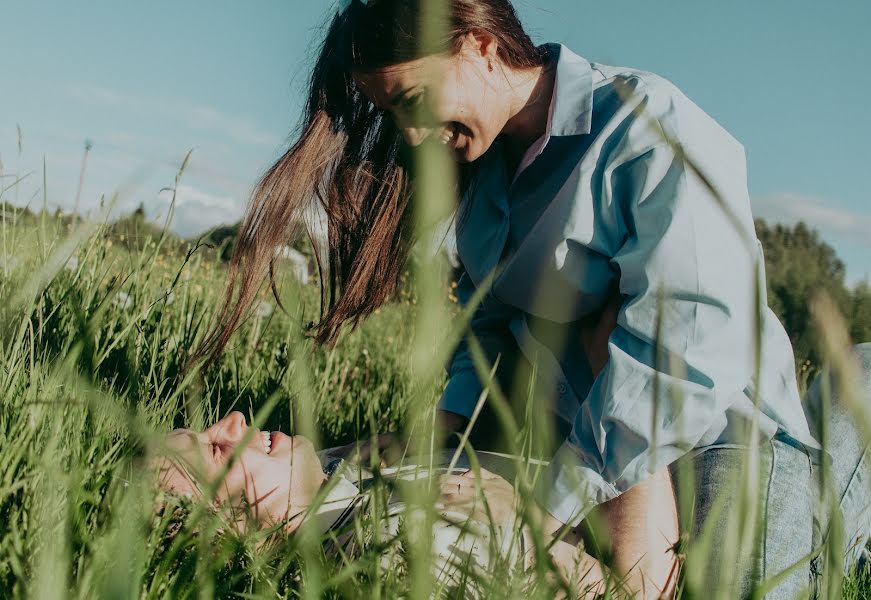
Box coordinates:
[488,60,494,72]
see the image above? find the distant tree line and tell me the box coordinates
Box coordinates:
[4,202,869,375]
[755,219,871,376]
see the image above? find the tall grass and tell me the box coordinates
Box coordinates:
[1,151,870,598]
[3,2,871,598]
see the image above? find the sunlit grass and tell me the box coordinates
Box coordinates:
[2,1,871,596]
[2,147,871,598]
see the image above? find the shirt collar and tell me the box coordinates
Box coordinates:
[541,42,594,137]
[309,473,361,536]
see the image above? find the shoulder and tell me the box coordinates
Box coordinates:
[588,62,744,159]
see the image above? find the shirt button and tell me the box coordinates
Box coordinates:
[557,382,568,396]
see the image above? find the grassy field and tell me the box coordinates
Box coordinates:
[1,177,871,598]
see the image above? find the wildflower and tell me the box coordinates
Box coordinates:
[114,291,133,310]
[0,254,19,271]
[253,300,273,318]
[65,255,79,272]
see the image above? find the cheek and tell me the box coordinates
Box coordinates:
[423,83,462,126]
[224,457,290,509]
[289,457,325,500]
[448,71,507,151]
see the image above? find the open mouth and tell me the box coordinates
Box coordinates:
[260,431,272,454]
[437,122,471,152]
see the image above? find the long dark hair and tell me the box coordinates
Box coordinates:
[194,0,545,363]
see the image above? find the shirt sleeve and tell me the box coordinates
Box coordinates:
[536,121,762,527]
[438,267,518,419]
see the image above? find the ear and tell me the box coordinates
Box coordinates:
[462,30,499,62]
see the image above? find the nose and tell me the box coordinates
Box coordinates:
[215,411,247,443]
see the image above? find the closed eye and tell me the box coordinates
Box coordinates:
[402,91,424,110]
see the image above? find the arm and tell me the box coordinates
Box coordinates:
[543,291,680,598]
[438,266,518,431]
[439,468,608,595]
[537,102,759,596]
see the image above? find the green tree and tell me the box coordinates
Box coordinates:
[755,219,852,371]
[851,281,871,345]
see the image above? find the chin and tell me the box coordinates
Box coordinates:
[464,133,499,163]
[459,143,481,164]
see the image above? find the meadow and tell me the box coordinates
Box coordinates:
[2,160,871,599]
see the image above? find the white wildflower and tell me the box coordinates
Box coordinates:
[253,300,273,318]
[65,255,79,272]
[0,254,19,271]
[114,291,133,310]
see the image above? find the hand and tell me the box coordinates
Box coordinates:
[438,468,516,526]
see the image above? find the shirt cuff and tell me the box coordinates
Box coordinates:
[534,442,621,528]
[437,370,482,420]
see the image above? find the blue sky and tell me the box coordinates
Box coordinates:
[1,0,869,285]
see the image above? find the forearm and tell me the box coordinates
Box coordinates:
[536,467,678,599]
[596,467,678,598]
[545,537,607,597]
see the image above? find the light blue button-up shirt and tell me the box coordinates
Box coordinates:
[438,43,821,527]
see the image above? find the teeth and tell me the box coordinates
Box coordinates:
[261,431,272,454]
[438,125,455,145]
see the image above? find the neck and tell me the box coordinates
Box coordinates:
[500,60,557,154]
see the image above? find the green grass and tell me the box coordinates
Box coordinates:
[1,170,870,598]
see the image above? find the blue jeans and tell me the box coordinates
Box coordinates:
[669,343,871,599]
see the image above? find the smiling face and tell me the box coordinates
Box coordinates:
[353,32,515,163]
[154,412,326,532]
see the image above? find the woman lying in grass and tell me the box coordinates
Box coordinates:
[152,411,639,597]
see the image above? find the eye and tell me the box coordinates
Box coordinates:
[402,91,424,110]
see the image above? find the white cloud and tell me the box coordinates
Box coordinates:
[67,83,283,149]
[751,192,871,245]
[185,103,280,147]
[151,183,246,238]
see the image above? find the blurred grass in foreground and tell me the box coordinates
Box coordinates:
[0,145,869,600]
[2,0,871,591]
